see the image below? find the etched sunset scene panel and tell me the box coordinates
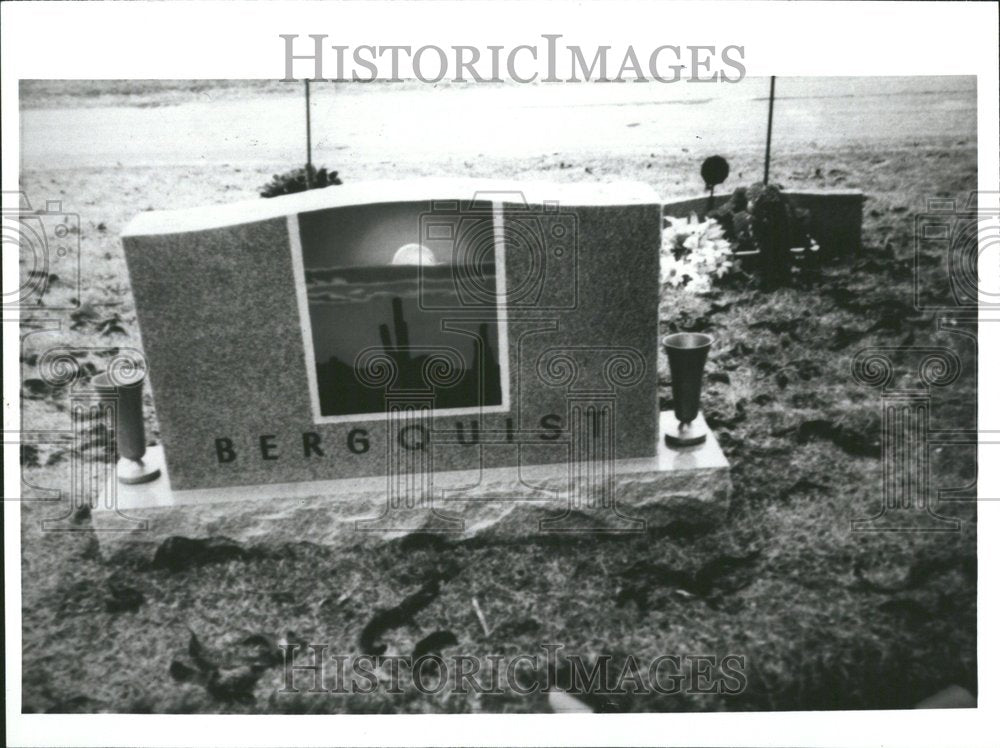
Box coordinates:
[298,201,504,418]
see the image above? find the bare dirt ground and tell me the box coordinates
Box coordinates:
[17,78,978,713]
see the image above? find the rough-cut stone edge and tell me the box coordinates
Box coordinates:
[93,413,730,563]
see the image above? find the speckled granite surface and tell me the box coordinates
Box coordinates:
[123,182,662,491]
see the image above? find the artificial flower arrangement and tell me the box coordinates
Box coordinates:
[660,215,734,293]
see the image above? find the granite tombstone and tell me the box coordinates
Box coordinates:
[108,179,729,540]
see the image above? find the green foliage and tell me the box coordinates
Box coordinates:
[259,165,343,198]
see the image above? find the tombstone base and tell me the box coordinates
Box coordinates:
[91,412,730,559]
[116,456,162,485]
[663,411,709,448]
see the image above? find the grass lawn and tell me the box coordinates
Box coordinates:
[18,97,977,712]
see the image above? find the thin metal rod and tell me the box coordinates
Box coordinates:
[305,80,313,186]
[764,76,775,185]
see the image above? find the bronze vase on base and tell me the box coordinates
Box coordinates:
[663,332,712,448]
[92,371,161,485]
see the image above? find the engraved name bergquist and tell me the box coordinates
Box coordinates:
[212,414,566,464]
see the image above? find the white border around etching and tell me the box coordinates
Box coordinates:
[288,204,511,425]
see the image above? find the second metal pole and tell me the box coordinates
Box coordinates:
[764,76,775,185]
[305,80,313,187]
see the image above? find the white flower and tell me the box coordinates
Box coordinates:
[660,215,733,294]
